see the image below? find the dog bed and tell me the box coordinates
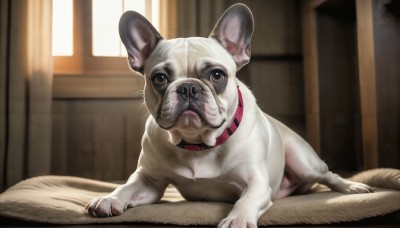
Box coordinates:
[0,168,399,226]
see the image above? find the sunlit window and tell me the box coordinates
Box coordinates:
[51,0,160,57]
[93,0,160,57]
[52,0,73,56]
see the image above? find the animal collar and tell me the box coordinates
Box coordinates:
[176,86,244,151]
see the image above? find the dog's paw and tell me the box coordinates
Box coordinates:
[218,216,257,228]
[345,182,375,194]
[334,180,375,194]
[85,195,125,217]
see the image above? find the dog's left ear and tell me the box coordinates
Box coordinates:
[209,3,254,70]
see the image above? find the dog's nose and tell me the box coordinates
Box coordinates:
[176,83,202,100]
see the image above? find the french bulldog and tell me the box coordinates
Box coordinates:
[86,3,373,228]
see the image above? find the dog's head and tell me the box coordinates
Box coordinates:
[119,4,254,147]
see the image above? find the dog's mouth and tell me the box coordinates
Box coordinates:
[175,108,205,129]
[156,103,225,131]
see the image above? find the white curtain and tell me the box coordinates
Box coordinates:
[0,0,53,190]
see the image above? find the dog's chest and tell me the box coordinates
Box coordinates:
[172,176,243,203]
[166,153,247,203]
[172,154,222,179]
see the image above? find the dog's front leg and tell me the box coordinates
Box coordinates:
[218,172,272,228]
[86,171,167,217]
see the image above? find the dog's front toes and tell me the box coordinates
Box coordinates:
[346,182,375,194]
[218,216,257,228]
[335,180,375,194]
[85,196,124,217]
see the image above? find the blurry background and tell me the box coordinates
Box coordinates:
[1,0,399,191]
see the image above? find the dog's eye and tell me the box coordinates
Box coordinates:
[210,70,225,84]
[153,73,169,86]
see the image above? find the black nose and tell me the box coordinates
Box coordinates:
[176,83,202,100]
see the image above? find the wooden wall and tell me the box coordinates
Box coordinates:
[373,0,400,168]
[228,0,305,136]
[302,0,400,170]
[316,1,362,170]
[51,74,148,181]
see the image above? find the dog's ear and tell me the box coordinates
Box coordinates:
[119,11,163,73]
[209,4,254,70]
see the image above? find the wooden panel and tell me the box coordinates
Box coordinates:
[301,0,321,154]
[316,1,362,171]
[51,102,68,175]
[52,99,148,181]
[228,0,306,136]
[125,111,149,175]
[244,61,305,136]
[372,0,400,168]
[227,0,302,55]
[53,73,144,99]
[356,0,379,169]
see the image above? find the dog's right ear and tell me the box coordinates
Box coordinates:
[119,11,163,73]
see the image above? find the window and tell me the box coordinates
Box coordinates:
[92,0,160,57]
[52,0,73,56]
[52,0,160,73]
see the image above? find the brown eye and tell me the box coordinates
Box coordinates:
[153,73,169,86]
[210,70,225,84]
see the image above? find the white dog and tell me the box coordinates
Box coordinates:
[86,4,373,228]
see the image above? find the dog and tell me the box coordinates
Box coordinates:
[86,4,374,228]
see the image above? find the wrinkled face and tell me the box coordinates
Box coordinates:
[118,3,254,146]
[143,37,238,135]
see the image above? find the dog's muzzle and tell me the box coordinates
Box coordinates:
[177,86,244,151]
[156,81,221,130]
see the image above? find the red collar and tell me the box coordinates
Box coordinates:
[176,86,244,151]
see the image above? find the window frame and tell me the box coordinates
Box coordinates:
[53,0,139,74]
